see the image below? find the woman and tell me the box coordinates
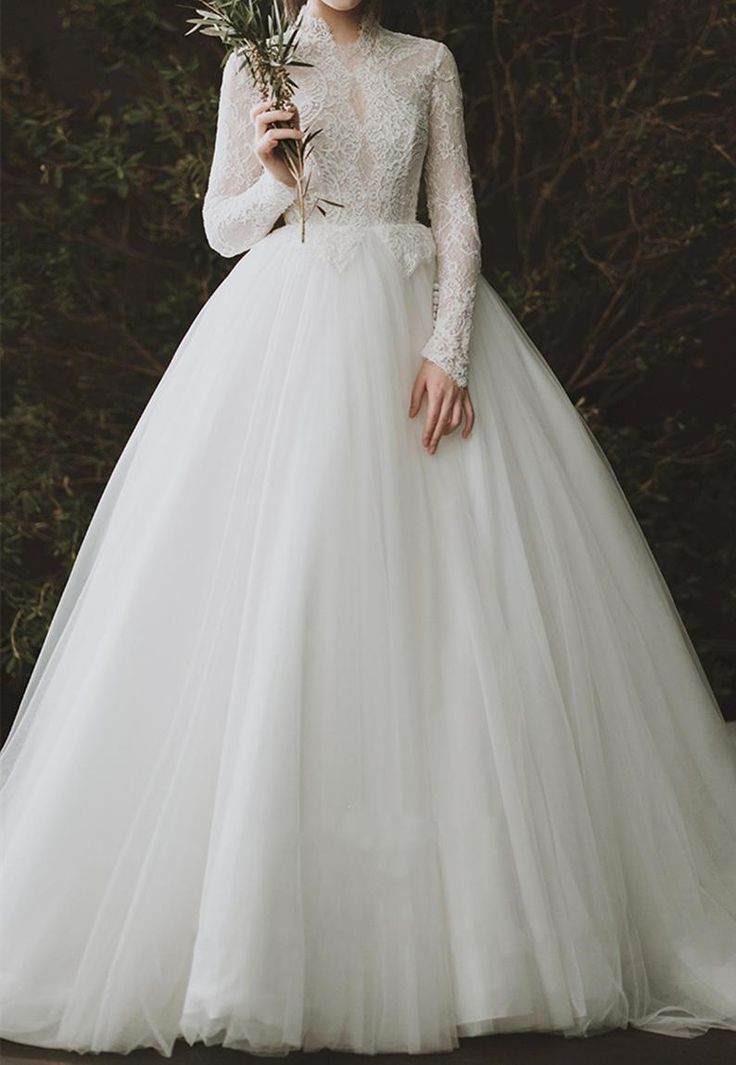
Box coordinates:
[1,0,735,1056]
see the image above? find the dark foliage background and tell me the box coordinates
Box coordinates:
[2,0,735,729]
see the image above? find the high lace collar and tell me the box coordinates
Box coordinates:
[297,4,381,52]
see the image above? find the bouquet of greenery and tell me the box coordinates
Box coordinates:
[186,0,340,241]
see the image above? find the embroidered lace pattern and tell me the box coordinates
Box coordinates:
[202,8,482,386]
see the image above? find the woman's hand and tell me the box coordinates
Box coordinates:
[409,359,475,455]
[250,98,304,188]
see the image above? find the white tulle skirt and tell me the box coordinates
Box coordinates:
[1,221,735,1057]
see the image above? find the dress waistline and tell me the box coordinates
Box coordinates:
[277,218,437,276]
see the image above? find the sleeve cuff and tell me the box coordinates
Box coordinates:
[253,167,300,214]
[420,332,470,388]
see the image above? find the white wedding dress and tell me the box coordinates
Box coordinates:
[1,7,735,1057]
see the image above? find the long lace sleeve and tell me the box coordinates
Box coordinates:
[420,42,482,388]
[202,50,299,258]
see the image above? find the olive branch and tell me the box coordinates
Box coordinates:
[185,0,342,242]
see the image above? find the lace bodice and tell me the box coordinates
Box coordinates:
[202,6,482,387]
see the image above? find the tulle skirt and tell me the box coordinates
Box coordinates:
[1,221,735,1056]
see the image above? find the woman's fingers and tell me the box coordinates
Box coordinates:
[461,392,475,437]
[448,396,463,434]
[250,97,297,116]
[255,111,301,138]
[423,390,450,452]
[421,384,470,453]
[252,99,303,164]
[249,99,269,122]
[257,127,304,154]
[250,100,301,137]
[428,393,455,453]
[422,391,442,449]
[408,374,425,417]
[257,107,300,126]
[258,127,304,142]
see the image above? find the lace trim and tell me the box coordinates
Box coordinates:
[277,220,436,276]
[297,6,381,53]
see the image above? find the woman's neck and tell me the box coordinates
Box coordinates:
[303,1,366,46]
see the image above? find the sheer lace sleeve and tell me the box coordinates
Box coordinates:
[202,50,299,258]
[420,42,482,388]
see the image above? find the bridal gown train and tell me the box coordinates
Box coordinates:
[1,7,735,1057]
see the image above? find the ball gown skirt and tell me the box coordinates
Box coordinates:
[1,219,735,1057]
